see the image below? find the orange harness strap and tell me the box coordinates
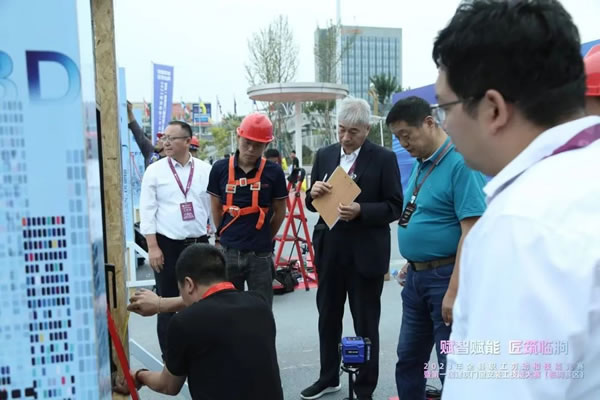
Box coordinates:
[220,156,269,235]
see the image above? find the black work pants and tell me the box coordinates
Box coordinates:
[315,229,384,397]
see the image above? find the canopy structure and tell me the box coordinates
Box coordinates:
[247,82,349,167]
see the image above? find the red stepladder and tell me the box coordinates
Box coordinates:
[273,168,318,291]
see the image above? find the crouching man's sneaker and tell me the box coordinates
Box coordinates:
[300,381,342,399]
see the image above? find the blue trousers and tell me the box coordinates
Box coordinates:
[395,263,453,400]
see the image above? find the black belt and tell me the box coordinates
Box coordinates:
[222,246,272,257]
[409,256,455,271]
[180,235,208,246]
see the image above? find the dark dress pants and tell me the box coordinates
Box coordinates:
[316,229,384,397]
[155,234,208,360]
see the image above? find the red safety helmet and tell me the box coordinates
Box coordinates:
[584,45,600,97]
[190,136,199,149]
[237,113,274,143]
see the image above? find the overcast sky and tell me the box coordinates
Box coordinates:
[113,0,600,116]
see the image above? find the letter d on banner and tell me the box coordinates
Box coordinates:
[0,51,18,99]
[26,51,81,103]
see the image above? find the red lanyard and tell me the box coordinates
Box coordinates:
[410,141,452,202]
[201,282,236,299]
[348,158,358,176]
[547,123,600,157]
[341,151,359,176]
[499,123,599,195]
[168,157,194,199]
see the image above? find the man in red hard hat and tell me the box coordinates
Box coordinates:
[189,136,200,158]
[585,45,600,115]
[207,113,288,306]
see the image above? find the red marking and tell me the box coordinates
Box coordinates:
[107,308,139,400]
[61,377,65,385]
[22,218,27,226]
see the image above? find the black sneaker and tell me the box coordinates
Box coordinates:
[300,381,342,399]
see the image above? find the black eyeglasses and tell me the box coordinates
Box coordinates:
[430,100,464,126]
[160,135,189,143]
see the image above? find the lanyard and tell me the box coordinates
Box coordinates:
[341,151,359,176]
[410,141,452,202]
[495,123,600,197]
[168,157,194,199]
[202,282,236,299]
[348,158,358,176]
[547,123,600,158]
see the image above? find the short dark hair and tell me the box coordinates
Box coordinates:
[432,0,585,127]
[264,148,280,158]
[386,96,432,127]
[290,150,296,155]
[175,244,226,286]
[168,120,193,137]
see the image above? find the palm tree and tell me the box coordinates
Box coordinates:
[369,74,402,115]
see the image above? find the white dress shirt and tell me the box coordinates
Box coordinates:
[140,155,212,240]
[340,146,361,174]
[443,116,600,400]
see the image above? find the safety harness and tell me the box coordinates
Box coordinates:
[220,155,269,235]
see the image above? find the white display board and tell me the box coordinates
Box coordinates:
[0,1,111,399]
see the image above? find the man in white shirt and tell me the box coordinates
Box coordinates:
[140,120,212,360]
[431,1,600,399]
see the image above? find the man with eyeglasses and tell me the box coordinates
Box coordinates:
[386,96,486,399]
[140,120,212,361]
[433,1,600,399]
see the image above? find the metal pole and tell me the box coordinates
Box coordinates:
[295,101,303,168]
[380,119,384,147]
[335,0,342,143]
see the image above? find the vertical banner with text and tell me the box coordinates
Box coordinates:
[151,63,174,143]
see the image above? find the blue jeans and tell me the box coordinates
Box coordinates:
[395,263,453,400]
[222,247,274,307]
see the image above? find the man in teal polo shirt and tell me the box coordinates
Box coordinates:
[386,96,486,399]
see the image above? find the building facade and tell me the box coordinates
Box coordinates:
[315,25,402,103]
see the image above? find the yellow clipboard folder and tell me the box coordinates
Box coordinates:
[312,166,362,229]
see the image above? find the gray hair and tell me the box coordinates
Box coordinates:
[338,97,371,128]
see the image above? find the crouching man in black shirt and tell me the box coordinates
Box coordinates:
[130,244,283,400]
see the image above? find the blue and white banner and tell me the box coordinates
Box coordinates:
[118,68,134,243]
[130,109,145,213]
[192,103,201,125]
[152,63,174,143]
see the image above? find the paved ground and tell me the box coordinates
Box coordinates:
[128,200,440,399]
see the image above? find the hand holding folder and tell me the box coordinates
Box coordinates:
[312,166,362,229]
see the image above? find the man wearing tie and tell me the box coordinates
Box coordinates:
[301,97,404,400]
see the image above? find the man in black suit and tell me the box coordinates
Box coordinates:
[301,97,404,400]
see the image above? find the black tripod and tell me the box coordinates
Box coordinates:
[341,364,361,400]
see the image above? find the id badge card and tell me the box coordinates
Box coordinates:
[398,201,416,228]
[180,202,195,221]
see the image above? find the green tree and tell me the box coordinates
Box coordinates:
[245,15,298,86]
[370,122,393,149]
[209,126,231,157]
[209,113,244,157]
[369,74,402,116]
